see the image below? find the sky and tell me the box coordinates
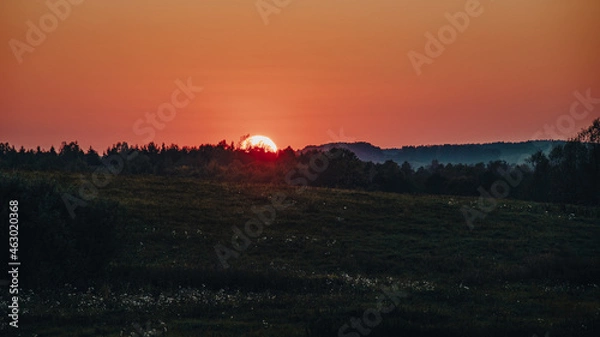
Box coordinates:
[1,0,599,152]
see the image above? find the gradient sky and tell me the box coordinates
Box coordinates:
[1,0,599,151]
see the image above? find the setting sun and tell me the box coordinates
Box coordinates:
[240,135,278,153]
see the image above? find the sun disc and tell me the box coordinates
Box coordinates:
[241,135,278,153]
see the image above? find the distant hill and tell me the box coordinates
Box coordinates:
[301,140,567,167]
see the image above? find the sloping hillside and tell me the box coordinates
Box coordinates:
[4,171,599,336]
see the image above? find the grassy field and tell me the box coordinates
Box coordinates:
[3,171,600,336]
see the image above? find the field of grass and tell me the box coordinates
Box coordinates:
[3,171,600,336]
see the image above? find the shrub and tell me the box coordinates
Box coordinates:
[0,174,121,288]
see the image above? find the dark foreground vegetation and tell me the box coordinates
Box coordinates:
[0,171,599,336]
[0,119,598,336]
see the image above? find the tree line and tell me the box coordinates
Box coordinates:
[1,119,598,205]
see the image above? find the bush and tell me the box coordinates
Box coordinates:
[0,174,121,288]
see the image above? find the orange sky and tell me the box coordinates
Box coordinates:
[1,0,599,151]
